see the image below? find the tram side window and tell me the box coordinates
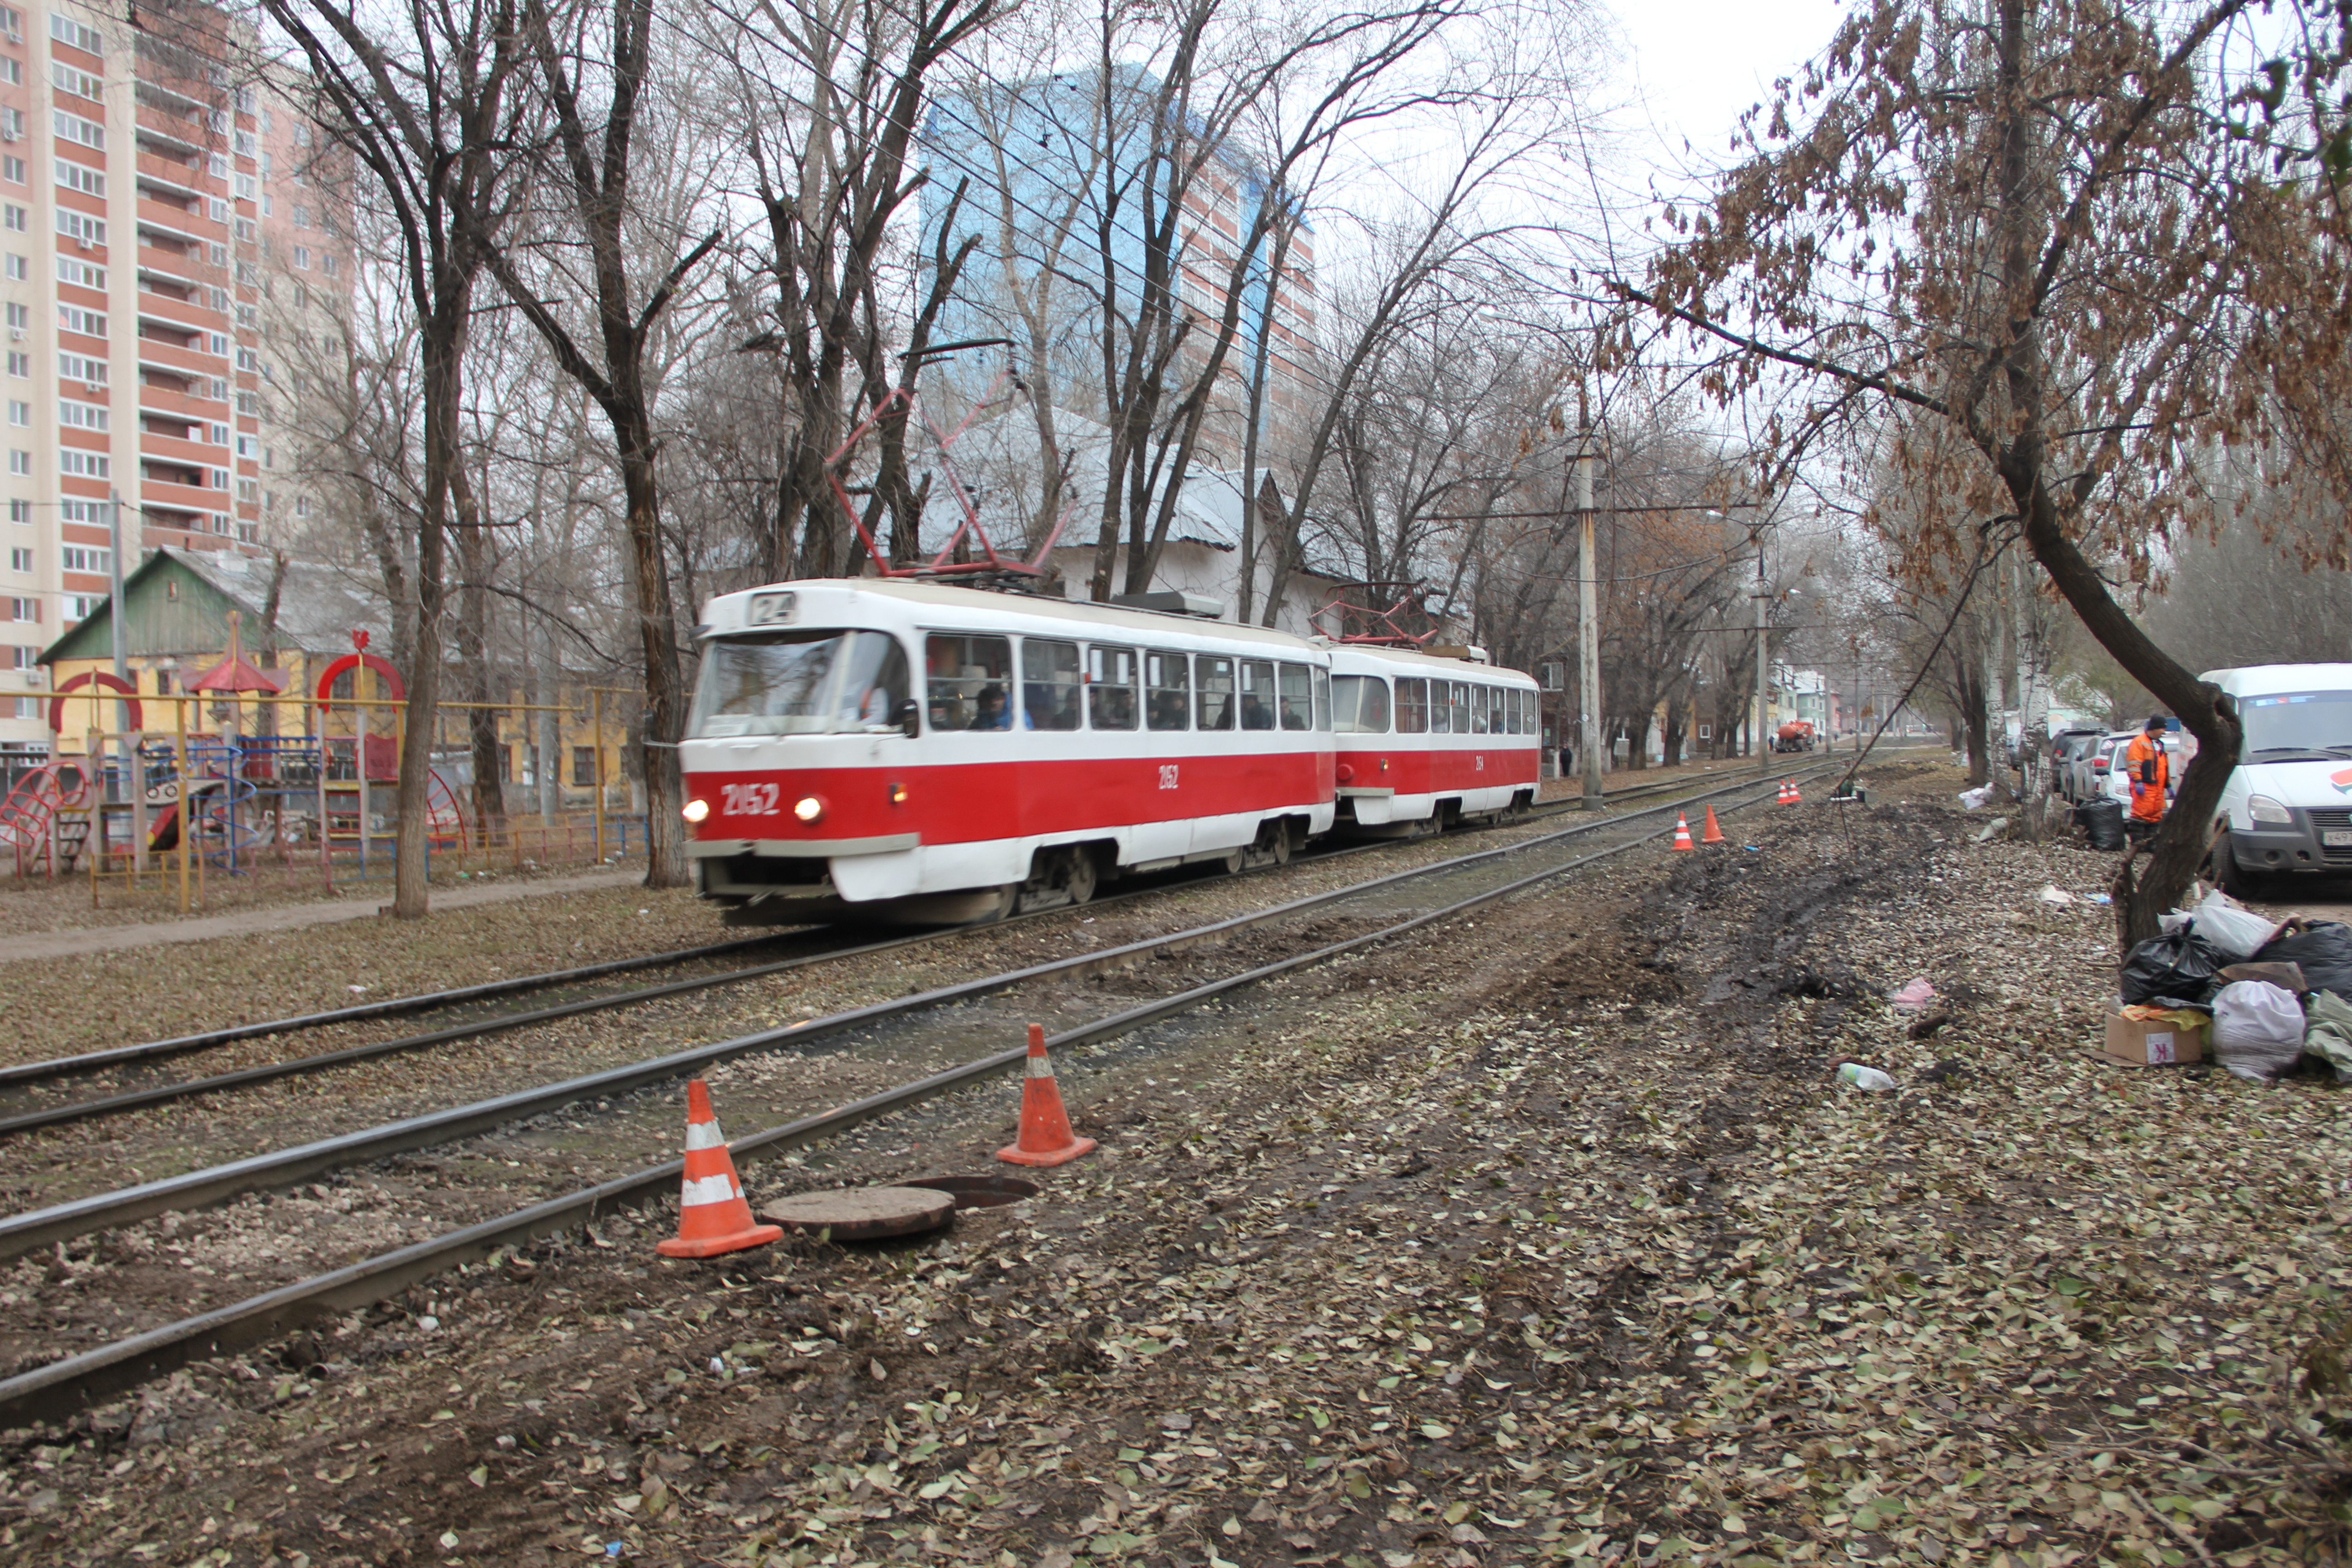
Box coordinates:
[924,634,1014,732]
[1333,674,1391,733]
[838,632,910,730]
[1088,645,1140,730]
[1024,639,1084,730]
[1468,684,1490,735]
[1395,676,1428,733]
[1276,663,1312,731]
[1488,686,1506,735]
[1145,650,1191,731]
[1313,667,1332,730]
[1504,688,1523,734]
[1427,679,1450,735]
[1448,681,1471,735]
[1197,656,1235,730]
[1239,660,1278,730]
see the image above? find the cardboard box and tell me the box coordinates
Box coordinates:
[2100,1010,2208,1067]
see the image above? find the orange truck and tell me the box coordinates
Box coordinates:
[1774,719,1817,753]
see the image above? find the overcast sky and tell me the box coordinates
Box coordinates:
[1609,0,1851,167]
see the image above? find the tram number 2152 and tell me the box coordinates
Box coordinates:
[721,782,784,816]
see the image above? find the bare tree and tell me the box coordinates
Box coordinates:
[261,0,530,918]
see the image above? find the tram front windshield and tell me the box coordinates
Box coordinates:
[691,630,910,737]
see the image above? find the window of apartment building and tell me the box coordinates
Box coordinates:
[291,204,310,229]
[54,159,103,199]
[295,495,311,518]
[58,399,103,431]
[59,545,107,573]
[6,451,24,475]
[4,303,23,330]
[59,499,99,524]
[56,304,104,338]
[234,131,255,159]
[206,466,226,489]
[235,219,255,243]
[51,110,102,152]
[4,255,20,282]
[207,377,226,401]
[49,15,103,54]
[235,521,256,544]
[293,245,310,270]
[57,353,102,385]
[208,243,227,267]
[54,210,103,246]
[208,422,226,446]
[0,58,20,86]
[8,546,28,571]
[234,172,255,201]
[10,696,38,717]
[322,253,340,279]
[63,594,98,620]
[0,108,20,140]
[54,258,100,290]
[235,304,255,329]
[236,347,259,372]
[48,62,97,100]
[236,390,258,416]
[4,645,33,667]
[262,447,273,470]
[3,206,23,235]
[58,448,105,478]
[294,122,312,147]
[206,286,227,312]
[236,477,256,503]
[0,157,19,185]
[235,433,256,459]
[4,596,36,622]
[0,7,19,44]
[208,333,228,358]
[207,511,226,533]
[208,197,228,224]
[573,746,597,787]
[235,261,255,287]
[5,400,23,427]
[5,500,22,524]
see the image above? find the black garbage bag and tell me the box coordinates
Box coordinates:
[2074,798,2126,851]
[2254,921,2352,999]
[2118,929,2230,1006]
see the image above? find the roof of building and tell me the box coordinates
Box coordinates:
[39,547,391,665]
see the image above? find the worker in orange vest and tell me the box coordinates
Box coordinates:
[2124,715,2171,842]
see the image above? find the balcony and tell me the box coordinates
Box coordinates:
[133,338,217,377]
[138,363,221,404]
[135,118,206,159]
[138,201,218,245]
[137,315,207,352]
[138,430,215,466]
[137,151,209,191]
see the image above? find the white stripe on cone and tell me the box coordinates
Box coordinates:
[1025,1054,1055,1078]
[680,1172,740,1208]
[685,1121,726,1151]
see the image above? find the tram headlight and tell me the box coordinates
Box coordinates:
[681,798,710,824]
[793,794,826,824]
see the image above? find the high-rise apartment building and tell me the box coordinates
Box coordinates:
[0,0,337,757]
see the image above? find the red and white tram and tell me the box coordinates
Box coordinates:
[1328,644,1542,835]
[681,580,1338,923]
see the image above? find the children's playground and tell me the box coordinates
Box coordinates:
[0,634,649,912]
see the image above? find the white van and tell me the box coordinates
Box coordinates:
[2202,663,2352,895]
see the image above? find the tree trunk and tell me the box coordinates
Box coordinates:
[616,407,688,888]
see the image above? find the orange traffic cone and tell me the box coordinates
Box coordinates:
[1701,805,1726,844]
[997,1024,1097,1168]
[1671,813,1695,851]
[657,1079,783,1259]
[1776,779,1795,804]
[1787,777,1803,804]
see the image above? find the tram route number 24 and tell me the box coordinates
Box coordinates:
[1158,764,1180,790]
[721,782,784,816]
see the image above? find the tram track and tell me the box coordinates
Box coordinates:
[0,758,1849,1426]
[0,767,1763,1140]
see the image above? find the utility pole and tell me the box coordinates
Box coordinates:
[1576,392,1601,811]
[1751,530,1770,776]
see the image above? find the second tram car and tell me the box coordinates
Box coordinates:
[681,580,1337,923]
[1328,643,1542,835]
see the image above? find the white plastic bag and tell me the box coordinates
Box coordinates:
[2187,889,2281,961]
[1957,785,1992,810]
[2211,980,2306,1081]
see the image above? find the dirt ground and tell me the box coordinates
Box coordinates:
[7,758,2352,1568]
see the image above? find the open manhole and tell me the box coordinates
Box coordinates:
[900,1175,1040,1210]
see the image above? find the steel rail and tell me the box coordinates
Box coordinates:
[0,761,1842,1264]
[0,765,1754,1138]
[0,763,1839,1426]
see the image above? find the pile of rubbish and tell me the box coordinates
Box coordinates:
[2112,889,2352,1081]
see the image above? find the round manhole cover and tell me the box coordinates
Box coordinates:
[758,1186,956,1240]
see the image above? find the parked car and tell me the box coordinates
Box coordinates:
[2200,663,2352,896]
[2050,728,2106,799]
